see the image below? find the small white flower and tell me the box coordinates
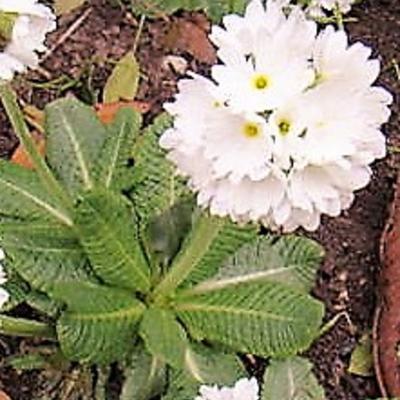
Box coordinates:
[195,378,259,400]
[0,0,56,80]
[0,248,9,309]
[161,0,392,232]
[306,0,356,17]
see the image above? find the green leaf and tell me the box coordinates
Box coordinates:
[262,357,326,400]
[0,222,91,292]
[6,353,50,370]
[145,200,194,270]
[175,281,324,357]
[103,52,140,103]
[130,113,190,225]
[140,308,188,369]
[194,235,323,293]
[54,282,146,364]
[74,189,150,292]
[121,345,167,400]
[54,0,87,15]
[45,97,108,198]
[179,216,258,288]
[95,107,142,192]
[130,0,249,21]
[1,274,29,311]
[183,343,245,384]
[0,160,71,226]
[163,344,244,400]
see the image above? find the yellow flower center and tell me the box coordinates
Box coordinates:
[242,122,262,138]
[278,119,291,136]
[252,74,269,90]
[213,100,222,108]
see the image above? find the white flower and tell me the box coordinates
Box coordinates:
[0,248,9,309]
[306,0,356,17]
[160,0,392,232]
[195,378,259,400]
[0,0,56,80]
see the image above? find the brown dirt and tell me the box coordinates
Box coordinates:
[0,0,399,399]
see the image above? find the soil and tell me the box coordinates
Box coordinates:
[0,0,399,399]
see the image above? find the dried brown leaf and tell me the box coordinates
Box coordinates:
[163,19,216,64]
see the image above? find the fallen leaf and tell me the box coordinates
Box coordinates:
[103,52,140,104]
[54,0,87,15]
[348,333,374,377]
[0,390,11,400]
[95,101,151,124]
[11,131,45,170]
[163,19,216,64]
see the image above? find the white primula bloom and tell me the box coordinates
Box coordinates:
[0,0,56,80]
[195,378,259,400]
[0,248,9,309]
[160,0,392,232]
[306,0,356,17]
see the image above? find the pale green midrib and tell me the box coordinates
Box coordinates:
[83,201,150,288]
[0,177,72,226]
[184,348,204,383]
[185,267,296,294]
[5,244,82,254]
[58,109,92,189]
[69,305,144,321]
[153,216,225,299]
[105,121,126,187]
[0,84,73,217]
[174,302,293,322]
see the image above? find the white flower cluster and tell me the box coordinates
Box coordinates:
[160,0,392,231]
[195,378,259,400]
[0,0,56,80]
[0,248,9,309]
[306,0,356,17]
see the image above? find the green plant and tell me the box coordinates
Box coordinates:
[0,83,325,398]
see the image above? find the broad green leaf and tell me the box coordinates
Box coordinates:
[179,215,258,288]
[154,214,257,299]
[130,113,190,225]
[175,281,324,357]
[74,189,150,292]
[54,282,145,364]
[0,222,91,292]
[162,368,199,400]
[193,235,324,293]
[45,98,108,197]
[95,107,142,192]
[0,160,71,226]
[25,290,62,318]
[103,52,140,103]
[54,0,87,15]
[1,273,29,311]
[131,0,249,21]
[121,345,167,400]
[140,308,188,369]
[183,343,245,384]
[262,357,326,400]
[163,344,245,400]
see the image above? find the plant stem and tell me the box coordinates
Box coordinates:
[153,214,225,302]
[0,83,73,224]
[0,315,56,339]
